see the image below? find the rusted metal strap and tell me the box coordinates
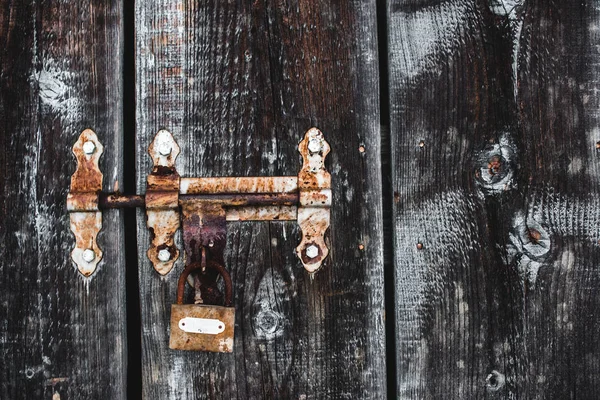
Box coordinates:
[145,130,181,275]
[66,129,104,276]
[296,128,331,273]
[99,193,298,209]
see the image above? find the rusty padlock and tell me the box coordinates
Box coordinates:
[169,259,235,352]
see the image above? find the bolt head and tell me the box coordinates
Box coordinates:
[157,249,171,262]
[82,249,96,263]
[305,245,319,259]
[157,142,172,156]
[307,138,322,153]
[82,141,96,155]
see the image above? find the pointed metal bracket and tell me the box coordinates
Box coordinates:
[67,127,331,276]
[67,129,104,276]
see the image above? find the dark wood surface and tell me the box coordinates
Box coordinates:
[0,1,126,399]
[4,0,600,398]
[134,0,386,398]
[388,0,600,398]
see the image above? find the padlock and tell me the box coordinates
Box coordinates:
[169,259,235,352]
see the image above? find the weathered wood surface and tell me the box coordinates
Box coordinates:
[389,0,600,398]
[135,0,386,398]
[0,2,126,399]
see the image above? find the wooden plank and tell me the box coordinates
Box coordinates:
[0,2,126,399]
[517,1,600,398]
[135,0,386,398]
[388,1,524,398]
[389,0,600,398]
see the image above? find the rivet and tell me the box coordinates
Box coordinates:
[82,249,96,263]
[358,145,365,153]
[596,141,600,150]
[308,138,322,153]
[527,228,542,244]
[486,370,505,391]
[416,242,424,250]
[418,140,425,148]
[157,249,171,262]
[255,309,281,336]
[358,243,365,250]
[488,155,502,176]
[82,141,96,155]
[158,142,172,156]
[306,245,319,259]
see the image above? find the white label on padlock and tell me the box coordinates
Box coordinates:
[178,317,226,334]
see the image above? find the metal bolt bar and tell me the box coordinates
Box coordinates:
[98,193,146,209]
[180,176,298,195]
[97,192,299,209]
[179,193,298,207]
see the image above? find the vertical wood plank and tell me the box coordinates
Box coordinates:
[0,1,126,399]
[388,1,525,398]
[389,0,600,398]
[518,1,600,398]
[135,1,386,398]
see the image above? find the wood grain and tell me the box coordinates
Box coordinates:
[388,0,600,398]
[0,1,126,399]
[135,0,386,398]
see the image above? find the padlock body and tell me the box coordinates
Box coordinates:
[169,304,235,352]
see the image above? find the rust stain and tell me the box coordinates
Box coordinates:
[527,228,542,243]
[487,155,503,176]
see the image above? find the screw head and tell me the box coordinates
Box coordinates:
[305,245,319,259]
[82,249,96,263]
[308,138,322,153]
[157,249,171,262]
[157,142,172,156]
[82,141,96,155]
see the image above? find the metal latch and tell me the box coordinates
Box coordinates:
[67,128,331,277]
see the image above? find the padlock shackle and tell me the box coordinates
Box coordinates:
[176,260,233,307]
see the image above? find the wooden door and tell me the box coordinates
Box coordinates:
[4,0,600,399]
